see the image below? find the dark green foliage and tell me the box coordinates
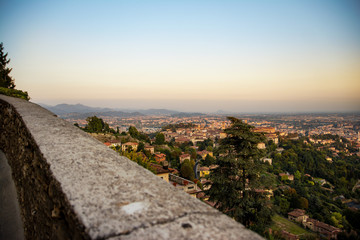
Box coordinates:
[0,87,29,100]
[121,150,155,174]
[178,141,193,152]
[138,132,150,143]
[155,133,165,145]
[156,147,181,169]
[297,197,309,209]
[343,209,360,233]
[196,138,214,151]
[129,126,139,138]
[202,154,215,166]
[189,148,197,160]
[272,138,360,195]
[128,126,150,142]
[137,142,145,152]
[271,134,360,233]
[85,116,111,133]
[206,117,273,232]
[180,159,195,181]
[0,43,15,89]
[0,43,30,100]
[280,187,309,210]
[278,197,290,214]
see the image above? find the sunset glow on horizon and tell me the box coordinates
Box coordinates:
[1,0,359,112]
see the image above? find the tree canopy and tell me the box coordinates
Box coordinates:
[180,159,195,181]
[0,42,29,100]
[129,126,139,138]
[128,126,150,142]
[206,117,273,232]
[85,116,111,133]
[155,133,165,145]
[0,42,15,89]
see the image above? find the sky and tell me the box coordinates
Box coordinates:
[1,0,360,113]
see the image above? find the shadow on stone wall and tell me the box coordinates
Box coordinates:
[0,95,263,240]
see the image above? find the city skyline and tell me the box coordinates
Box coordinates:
[1,0,360,113]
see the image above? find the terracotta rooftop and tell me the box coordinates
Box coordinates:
[199,166,210,171]
[123,142,138,145]
[150,163,172,174]
[316,221,340,232]
[288,209,306,218]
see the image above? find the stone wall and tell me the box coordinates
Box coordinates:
[0,95,263,240]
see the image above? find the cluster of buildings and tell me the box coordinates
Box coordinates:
[308,123,359,143]
[103,139,214,197]
[159,124,228,145]
[253,126,279,144]
[107,115,232,134]
[148,161,203,198]
[147,163,200,194]
[81,113,360,240]
[67,112,360,145]
[287,209,341,240]
[306,135,360,157]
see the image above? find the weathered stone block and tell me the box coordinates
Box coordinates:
[0,95,263,240]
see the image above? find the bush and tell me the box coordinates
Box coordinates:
[0,87,30,100]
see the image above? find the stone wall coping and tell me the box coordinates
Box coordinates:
[0,95,263,239]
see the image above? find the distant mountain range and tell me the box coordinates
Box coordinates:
[61,111,145,119]
[38,103,208,118]
[39,103,113,115]
[171,112,207,117]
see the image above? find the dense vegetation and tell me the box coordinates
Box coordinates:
[81,116,113,133]
[128,125,150,143]
[268,136,360,236]
[0,42,30,100]
[78,115,360,238]
[206,117,273,233]
[0,87,30,100]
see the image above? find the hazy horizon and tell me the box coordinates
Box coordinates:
[1,0,360,113]
[36,99,360,114]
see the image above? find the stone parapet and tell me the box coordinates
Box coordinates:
[0,95,263,240]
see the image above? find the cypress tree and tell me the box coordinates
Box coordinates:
[0,42,15,89]
[206,117,273,232]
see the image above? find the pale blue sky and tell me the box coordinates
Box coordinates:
[1,0,360,112]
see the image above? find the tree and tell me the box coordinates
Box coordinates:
[294,170,301,181]
[0,42,15,89]
[85,116,103,132]
[202,154,215,166]
[206,117,272,232]
[0,43,29,100]
[281,175,289,181]
[189,148,197,160]
[155,133,165,145]
[298,197,309,209]
[121,150,155,173]
[85,116,110,133]
[128,126,139,138]
[180,159,195,181]
[278,197,290,214]
[331,212,344,229]
[137,142,145,153]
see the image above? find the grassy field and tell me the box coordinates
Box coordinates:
[271,214,316,238]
